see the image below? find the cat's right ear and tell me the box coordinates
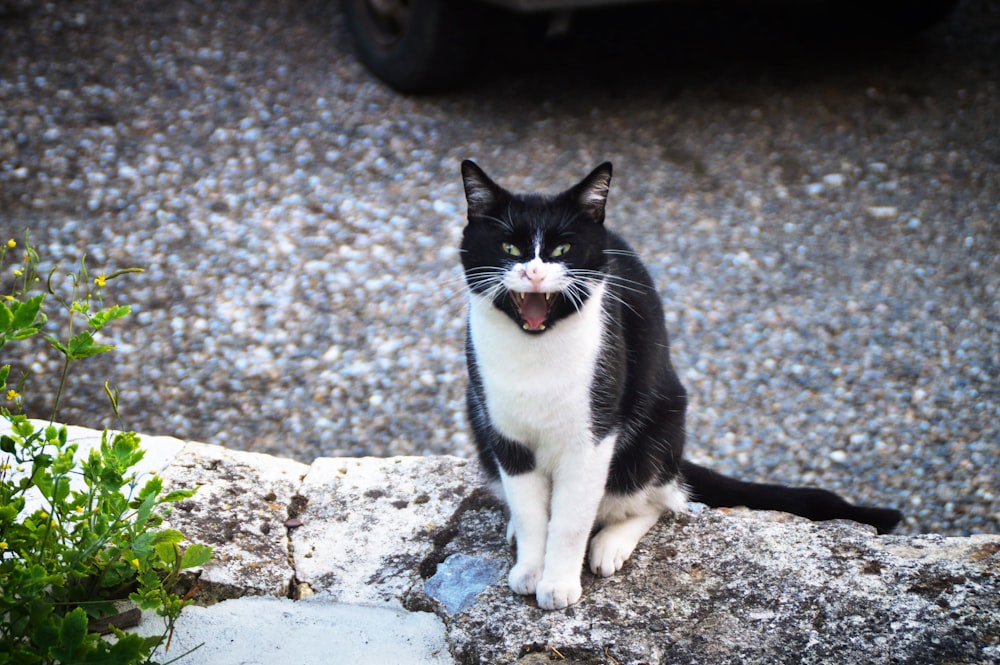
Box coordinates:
[462,160,505,218]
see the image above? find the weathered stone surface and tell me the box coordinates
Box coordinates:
[291,455,483,606]
[137,596,454,665]
[429,504,1000,665]
[7,421,997,663]
[157,441,309,601]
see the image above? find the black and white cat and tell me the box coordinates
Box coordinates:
[460,160,903,610]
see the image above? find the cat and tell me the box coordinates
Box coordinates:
[459,159,903,610]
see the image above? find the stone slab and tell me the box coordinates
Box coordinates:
[291,455,483,607]
[8,420,999,664]
[137,596,454,665]
[157,441,310,600]
[436,506,1000,665]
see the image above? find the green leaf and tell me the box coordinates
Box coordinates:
[10,323,44,341]
[0,500,23,522]
[66,331,115,359]
[45,425,67,448]
[0,434,14,454]
[133,491,158,528]
[151,529,184,546]
[155,541,179,565]
[12,416,34,438]
[52,449,75,475]
[45,335,69,356]
[32,452,52,470]
[53,475,71,503]
[162,488,197,502]
[110,431,144,468]
[137,475,163,502]
[10,294,45,330]
[0,302,11,330]
[88,304,131,331]
[180,542,213,569]
[133,529,157,559]
[55,607,88,658]
[32,621,59,654]
[106,631,160,662]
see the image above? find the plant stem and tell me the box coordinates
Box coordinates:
[50,356,71,424]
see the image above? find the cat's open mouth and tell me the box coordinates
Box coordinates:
[511,291,555,331]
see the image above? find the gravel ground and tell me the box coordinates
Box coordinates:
[0,0,996,537]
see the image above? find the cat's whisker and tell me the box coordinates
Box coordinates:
[561,282,591,314]
[602,248,640,258]
[471,213,515,232]
[571,268,650,294]
[445,267,510,307]
[602,290,644,320]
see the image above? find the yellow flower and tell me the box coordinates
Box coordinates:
[0,463,10,471]
[6,239,14,248]
[74,506,85,513]
[5,389,19,401]
[94,273,107,287]
[39,510,49,520]
[12,269,22,277]
[0,541,8,550]
[131,558,141,569]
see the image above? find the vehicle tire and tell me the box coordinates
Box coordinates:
[342,0,482,93]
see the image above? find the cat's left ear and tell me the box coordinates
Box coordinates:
[568,162,613,224]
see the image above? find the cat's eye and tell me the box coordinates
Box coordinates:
[502,243,522,257]
[551,244,571,258]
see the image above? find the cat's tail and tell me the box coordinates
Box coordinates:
[679,460,903,534]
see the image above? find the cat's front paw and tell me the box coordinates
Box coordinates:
[535,576,583,610]
[508,563,542,596]
[589,527,638,577]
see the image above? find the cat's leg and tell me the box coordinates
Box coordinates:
[588,512,661,577]
[536,434,616,610]
[589,479,687,577]
[499,469,551,596]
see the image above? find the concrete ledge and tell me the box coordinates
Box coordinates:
[3,421,998,664]
[157,441,309,600]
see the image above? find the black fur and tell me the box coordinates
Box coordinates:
[461,160,903,535]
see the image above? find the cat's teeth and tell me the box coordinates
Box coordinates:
[545,293,554,302]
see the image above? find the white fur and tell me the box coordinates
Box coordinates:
[468,281,607,463]
[470,282,611,609]
[469,279,687,609]
[590,479,688,577]
[503,255,572,295]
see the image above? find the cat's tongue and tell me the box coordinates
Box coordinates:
[520,293,549,330]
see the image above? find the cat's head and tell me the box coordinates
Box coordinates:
[460,160,612,334]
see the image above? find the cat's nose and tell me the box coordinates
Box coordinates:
[525,259,547,284]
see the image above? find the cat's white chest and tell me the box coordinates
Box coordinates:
[468,282,607,464]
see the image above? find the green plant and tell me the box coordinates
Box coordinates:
[1,233,212,664]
